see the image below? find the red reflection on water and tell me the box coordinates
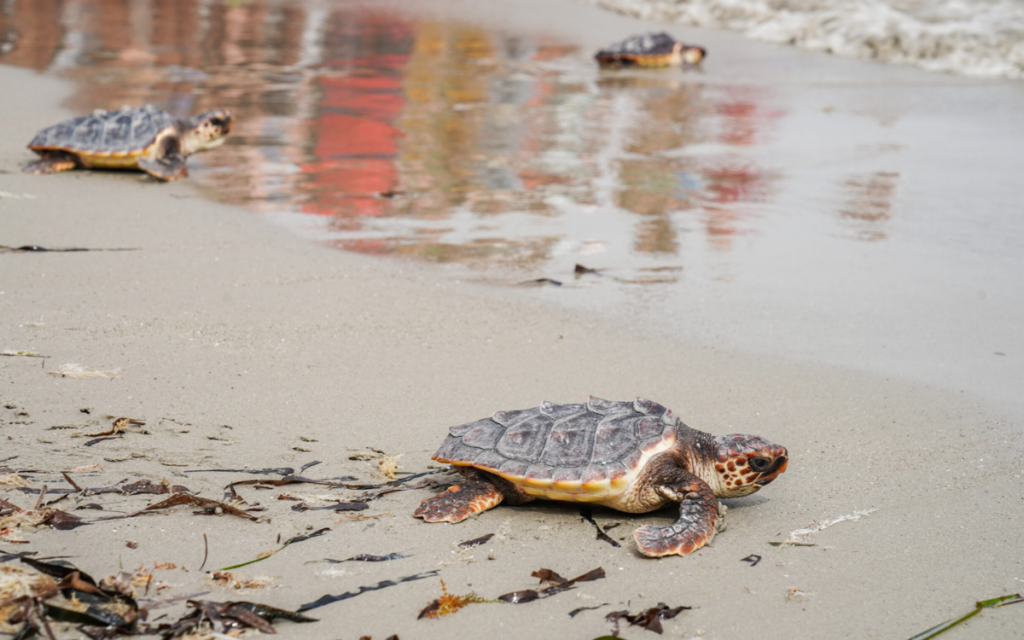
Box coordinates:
[0,0,801,278]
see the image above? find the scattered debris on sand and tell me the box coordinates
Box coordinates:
[771,508,877,547]
[605,602,691,635]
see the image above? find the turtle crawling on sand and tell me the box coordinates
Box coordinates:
[415,397,787,557]
[595,32,706,68]
[24,104,233,181]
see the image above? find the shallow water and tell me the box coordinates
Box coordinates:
[580,0,1024,80]
[3,0,1023,418]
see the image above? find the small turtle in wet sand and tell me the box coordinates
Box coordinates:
[415,397,787,557]
[24,105,233,181]
[595,32,706,68]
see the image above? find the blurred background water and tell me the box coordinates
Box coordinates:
[2,0,1022,420]
[578,0,1024,79]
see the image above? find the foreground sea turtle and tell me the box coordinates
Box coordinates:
[24,105,233,181]
[595,32,706,68]
[415,397,788,557]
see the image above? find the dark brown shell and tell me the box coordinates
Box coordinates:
[595,32,680,61]
[432,397,678,484]
[27,105,176,154]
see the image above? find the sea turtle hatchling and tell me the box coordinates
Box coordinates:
[595,32,706,68]
[24,104,233,181]
[415,397,788,557]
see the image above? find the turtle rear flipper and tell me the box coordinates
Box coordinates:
[24,151,79,174]
[632,478,719,557]
[414,470,506,523]
[138,135,188,181]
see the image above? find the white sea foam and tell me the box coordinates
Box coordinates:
[582,0,1024,79]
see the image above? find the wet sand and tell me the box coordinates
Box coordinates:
[3,9,1024,640]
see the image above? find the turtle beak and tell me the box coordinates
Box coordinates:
[755,454,788,485]
[218,111,234,135]
[684,47,706,66]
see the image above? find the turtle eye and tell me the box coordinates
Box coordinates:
[749,457,771,472]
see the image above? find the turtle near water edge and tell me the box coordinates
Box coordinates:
[595,32,706,68]
[24,104,233,181]
[415,397,788,557]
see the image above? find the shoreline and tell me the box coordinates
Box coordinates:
[3,20,1024,640]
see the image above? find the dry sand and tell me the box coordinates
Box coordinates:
[2,23,1024,640]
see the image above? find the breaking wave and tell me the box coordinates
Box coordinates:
[582,0,1024,80]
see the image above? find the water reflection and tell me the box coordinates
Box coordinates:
[1,0,799,281]
[837,171,899,242]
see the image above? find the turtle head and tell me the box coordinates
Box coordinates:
[683,46,706,66]
[181,109,233,156]
[709,434,788,498]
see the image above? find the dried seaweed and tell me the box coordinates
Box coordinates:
[580,507,621,548]
[0,496,88,540]
[741,554,762,567]
[149,599,316,637]
[218,528,331,571]
[497,567,606,604]
[907,594,1022,640]
[519,277,562,286]
[0,350,47,359]
[418,580,487,619]
[122,493,257,521]
[226,475,360,492]
[0,245,136,253]
[605,602,691,635]
[290,501,368,513]
[569,603,610,618]
[298,570,440,612]
[458,533,494,548]
[17,478,188,497]
[574,264,604,276]
[322,553,406,563]
[185,467,299,476]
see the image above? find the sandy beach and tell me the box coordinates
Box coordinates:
[3,1,1024,639]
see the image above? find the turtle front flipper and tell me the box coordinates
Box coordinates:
[414,469,505,523]
[24,151,79,174]
[633,478,719,557]
[138,135,188,181]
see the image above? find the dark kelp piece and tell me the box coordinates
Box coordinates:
[185,467,297,476]
[568,603,609,618]
[741,554,761,567]
[218,528,330,571]
[1,497,88,531]
[291,501,368,512]
[0,245,136,253]
[83,417,146,446]
[299,571,440,612]
[497,567,606,604]
[518,277,562,287]
[131,493,257,521]
[574,264,603,276]
[153,599,316,637]
[120,479,189,495]
[17,558,141,634]
[580,507,621,548]
[324,553,406,563]
[457,533,494,548]
[605,602,691,635]
[1,551,38,563]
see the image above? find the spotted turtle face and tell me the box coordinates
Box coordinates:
[711,434,788,498]
[192,109,234,145]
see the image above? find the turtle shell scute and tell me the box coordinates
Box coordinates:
[431,397,677,482]
[28,105,176,155]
